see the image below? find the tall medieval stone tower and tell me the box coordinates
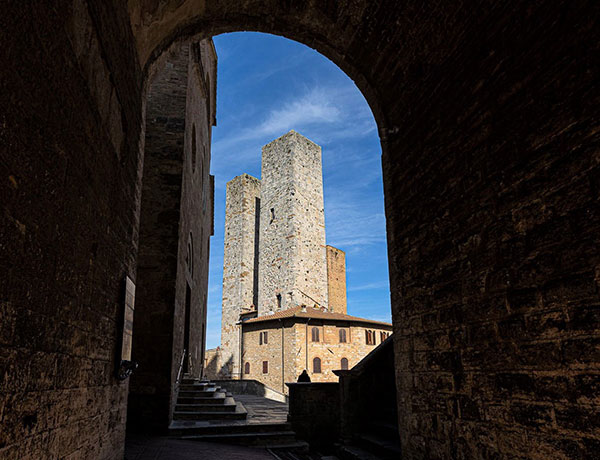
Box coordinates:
[257,131,328,314]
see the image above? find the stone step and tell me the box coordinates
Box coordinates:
[175,403,237,413]
[169,422,292,437]
[177,395,227,405]
[180,430,299,446]
[365,421,400,441]
[336,444,383,460]
[179,383,217,392]
[267,441,313,457]
[354,433,402,460]
[177,387,222,397]
[176,395,227,405]
[181,378,212,385]
[172,409,247,421]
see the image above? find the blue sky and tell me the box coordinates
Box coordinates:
[206,32,390,349]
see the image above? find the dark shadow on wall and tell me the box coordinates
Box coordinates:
[204,349,220,379]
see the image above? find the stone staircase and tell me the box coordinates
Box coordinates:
[169,376,308,453]
[172,378,246,421]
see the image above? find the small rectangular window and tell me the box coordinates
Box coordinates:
[311,327,320,342]
[270,208,275,223]
[262,361,268,374]
[276,294,282,309]
[259,331,269,345]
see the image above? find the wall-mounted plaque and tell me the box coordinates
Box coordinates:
[122,276,135,361]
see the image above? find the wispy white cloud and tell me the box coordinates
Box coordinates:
[348,281,389,292]
[255,86,341,136]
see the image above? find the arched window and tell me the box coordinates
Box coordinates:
[380,331,390,342]
[313,357,321,373]
[339,328,347,343]
[311,327,320,342]
[365,330,376,345]
[341,358,349,370]
[244,362,250,374]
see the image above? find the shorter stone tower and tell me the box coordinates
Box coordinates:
[326,245,347,314]
[220,174,261,378]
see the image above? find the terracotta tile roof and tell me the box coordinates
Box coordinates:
[243,305,392,327]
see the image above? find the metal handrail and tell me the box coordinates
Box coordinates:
[176,349,186,385]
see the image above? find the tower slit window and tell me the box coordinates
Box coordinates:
[262,361,268,374]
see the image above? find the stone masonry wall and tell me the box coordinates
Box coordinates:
[128,39,215,431]
[128,41,189,432]
[0,1,143,457]
[169,39,216,416]
[326,245,347,314]
[258,131,328,313]
[241,321,296,394]
[220,174,261,378]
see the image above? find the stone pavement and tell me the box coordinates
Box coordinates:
[125,435,275,460]
[234,394,288,425]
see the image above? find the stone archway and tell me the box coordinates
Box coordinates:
[1,1,599,458]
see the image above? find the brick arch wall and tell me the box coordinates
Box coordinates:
[1,1,599,458]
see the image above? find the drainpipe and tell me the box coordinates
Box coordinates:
[237,320,243,380]
[305,318,311,372]
[280,319,284,392]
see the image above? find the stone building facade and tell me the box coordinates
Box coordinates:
[209,131,392,390]
[240,307,392,393]
[128,39,216,431]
